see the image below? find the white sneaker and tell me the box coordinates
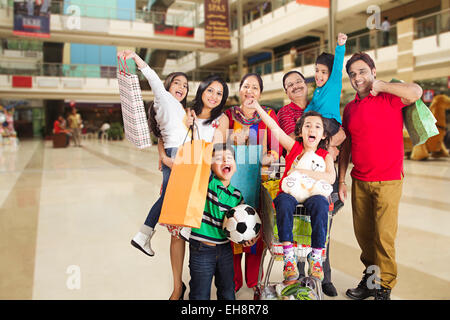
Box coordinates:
[131,230,155,256]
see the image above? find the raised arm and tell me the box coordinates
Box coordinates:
[117,50,167,98]
[245,99,296,153]
[329,33,347,82]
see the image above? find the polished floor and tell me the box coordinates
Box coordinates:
[0,138,449,300]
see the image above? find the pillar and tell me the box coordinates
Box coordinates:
[396,18,414,83]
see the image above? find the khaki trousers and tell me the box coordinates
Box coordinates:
[351,178,403,289]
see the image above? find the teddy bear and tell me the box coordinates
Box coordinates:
[281,151,333,203]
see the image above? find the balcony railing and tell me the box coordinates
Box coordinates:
[1,0,199,28]
[414,8,450,40]
[0,62,228,83]
[248,57,284,76]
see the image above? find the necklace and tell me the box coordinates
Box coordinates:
[231,105,269,125]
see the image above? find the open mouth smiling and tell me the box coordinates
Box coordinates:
[221,165,231,174]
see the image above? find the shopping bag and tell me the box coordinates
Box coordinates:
[159,125,213,228]
[403,99,439,146]
[390,79,439,146]
[117,57,152,149]
[230,145,263,209]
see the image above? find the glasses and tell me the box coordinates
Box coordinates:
[285,79,305,90]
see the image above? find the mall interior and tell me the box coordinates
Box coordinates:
[0,0,449,300]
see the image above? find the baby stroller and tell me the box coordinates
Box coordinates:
[254,164,334,300]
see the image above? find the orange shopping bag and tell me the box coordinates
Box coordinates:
[159,125,213,228]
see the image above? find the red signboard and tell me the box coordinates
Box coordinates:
[296,0,330,8]
[154,25,194,38]
[12,76,32,88]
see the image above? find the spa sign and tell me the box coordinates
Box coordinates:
[204,0,231,48]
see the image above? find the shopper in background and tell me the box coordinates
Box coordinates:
[68,107,83,147]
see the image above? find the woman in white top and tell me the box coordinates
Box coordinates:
[119,49,229,300]
[164,74,229,299]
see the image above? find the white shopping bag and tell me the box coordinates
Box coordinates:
[117,57,152,149]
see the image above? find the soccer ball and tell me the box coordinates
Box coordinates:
[223,204,261,244]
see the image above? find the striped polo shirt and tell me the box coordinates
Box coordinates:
[190,175,244,244]
[277,102,306,136]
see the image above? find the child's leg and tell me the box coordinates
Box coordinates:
[303,195,329,280]
[188,240,216,300]
[273,192,297,243]
[132,148,176,256]
[215,243,236,300]
[143,156,173,229]
[274,192,299,281]
[303,195,329,249]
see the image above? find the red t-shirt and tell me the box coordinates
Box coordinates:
[277,102,305,136]
[342,92,407,181]
[279,141,328,194]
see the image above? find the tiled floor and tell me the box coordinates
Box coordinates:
[1,139,449,300]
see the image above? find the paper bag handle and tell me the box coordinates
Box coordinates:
[182,122,200,144]
[117,57,130,75]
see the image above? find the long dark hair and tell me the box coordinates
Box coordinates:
[294,111,331,150]
[192,74,228,125]
[148,72,189,138]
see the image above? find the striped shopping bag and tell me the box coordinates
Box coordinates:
[117,57,152,149]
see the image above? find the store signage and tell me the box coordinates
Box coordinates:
[12,76,32,88]
[13,0,50,38]
[422,89,434,103]
[204,0,231,48]
[296,0,330,8]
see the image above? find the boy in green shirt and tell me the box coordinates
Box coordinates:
[184,143,247,300]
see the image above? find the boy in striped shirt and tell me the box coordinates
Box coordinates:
[186,143,254,300]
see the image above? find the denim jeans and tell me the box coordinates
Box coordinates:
[143,147,178,228]
[188,240,235,300]
[274,192,329,249]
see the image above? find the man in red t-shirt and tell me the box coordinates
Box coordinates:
[338,52,423,300]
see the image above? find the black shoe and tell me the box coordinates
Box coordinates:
[169,282,186,300]
[346,274,376,300]
[374,287,391,300]
[179,282,187,300]
[322,282,338,297]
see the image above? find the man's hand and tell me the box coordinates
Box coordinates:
[370,79,387,96]
[338,182,347,203]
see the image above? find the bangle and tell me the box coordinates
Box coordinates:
[267,150,279,161]
[339,181,346,185]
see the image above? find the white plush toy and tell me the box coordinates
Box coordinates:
[281,151,332,203]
